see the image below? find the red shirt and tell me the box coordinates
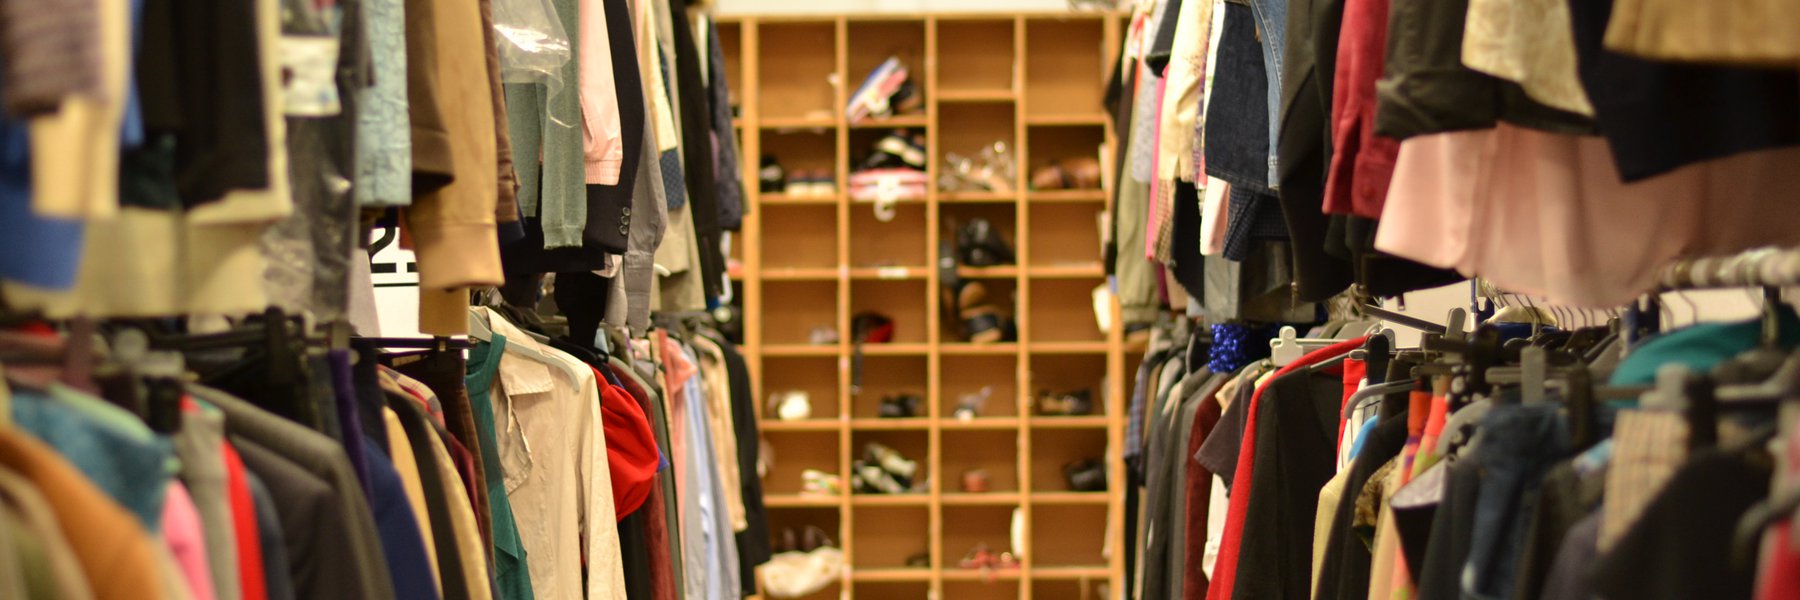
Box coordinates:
[221,442,269,600]
[1207,337,1368,600]
[594,370,661,520]
[1322,0,1401,219]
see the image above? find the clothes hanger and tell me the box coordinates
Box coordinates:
[1268,325,1337,367]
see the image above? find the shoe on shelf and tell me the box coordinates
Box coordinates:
[877,394,924,418]
[864,442,918,479]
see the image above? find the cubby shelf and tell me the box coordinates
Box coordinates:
[730,12,1128,599]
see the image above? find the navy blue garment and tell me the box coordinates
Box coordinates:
[363,443,443,600]
[1567,0,1800,182]
[1204,2,1273,193]
[1221,187,1288,262]
[1463,401,1571,600]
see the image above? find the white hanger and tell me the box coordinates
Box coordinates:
[1269,326,1336,367]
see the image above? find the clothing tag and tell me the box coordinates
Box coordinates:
[280,35,342,116]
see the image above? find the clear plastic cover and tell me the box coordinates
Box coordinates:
[493,0,572,117]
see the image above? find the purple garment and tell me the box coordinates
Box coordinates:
[328,349,373,502]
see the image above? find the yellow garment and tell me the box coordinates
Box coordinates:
[27,0,127,220]
[1366,460,1406,600]
[1313,467,1351,595]
[1462,0,1595,116]
[418,415,494,600]
[1604,0,1800,65]
[383,408,443,587]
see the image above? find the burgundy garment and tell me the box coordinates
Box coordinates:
[1182,391,1226,599]
[1322,0,1400,219]
[609,364,679,600]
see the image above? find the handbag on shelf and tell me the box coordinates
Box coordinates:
[761,526,844,598]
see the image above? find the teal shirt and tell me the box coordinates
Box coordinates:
[1610,306,1800,386]
[11,385,175,529]
[468,336,536,600]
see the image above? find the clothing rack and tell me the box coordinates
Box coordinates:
[1657,246,1800,290]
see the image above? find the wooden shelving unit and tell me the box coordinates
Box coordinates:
[721,13,1127,599]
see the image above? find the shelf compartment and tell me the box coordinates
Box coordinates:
[1026,278,1106,342]
[939,102,1018,193]
[942,354,1019,418]
[850,201,929,269]
[761,355,840,420]
[849,354,926,418]
[1024,19,1107,119]
[850,581,931,600]
[941,204,1019,282]
[1027,354,1107,417]
[759,204,838,270]
[1030,576,1108,600]
[762,280,838,345]
[850,279,931,344]
[761,129,839,194]
[757,21,839,121]
[765,505,844,549]
[941,505,1024,576]
[1027,429,1108,493]
[850,505,931,569]
[847,20,926,125]
[851,429,930,494]
[761,430,842,496]
[1030,505,1109,568]
[943,277,1017,344]
[1021,200,1102,270]
[941,429,1021,495]
[1025,124,1106,193]
[937,18,1016,96]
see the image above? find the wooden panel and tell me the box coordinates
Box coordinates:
[1023,19,1107,117]
[944,580,1023,599]
[937,19,1016,94]
[850,582,931,600]
[758,22,839,120]
[1031,578,1107,600]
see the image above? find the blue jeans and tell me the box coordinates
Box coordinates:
[1463,402,1571,600]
